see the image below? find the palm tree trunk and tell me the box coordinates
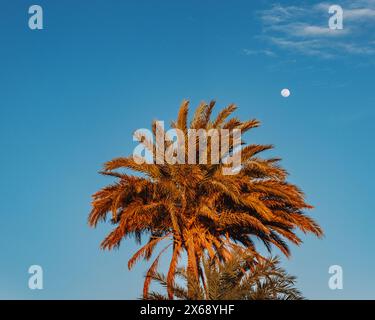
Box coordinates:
[186,242,199,298]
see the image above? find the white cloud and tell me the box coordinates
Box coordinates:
[344,8,375,20]
[267,23,350,37]
[243,49,277,57]
[255,1,375,59]
[297,25,348,36]
[260,4,307,24]
[268,37,334,59]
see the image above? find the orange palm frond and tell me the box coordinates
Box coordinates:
[88,99,323,298]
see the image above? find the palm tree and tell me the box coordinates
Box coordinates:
[145,249,303,300]
[88,100,322,298]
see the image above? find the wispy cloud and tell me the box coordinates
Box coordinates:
[345,8,375,20]
[243,49,277,57]
[267,37,335,59]
[315,2,375,20]
[256,1,375,59]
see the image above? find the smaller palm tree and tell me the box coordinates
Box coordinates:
[144,250,303,300]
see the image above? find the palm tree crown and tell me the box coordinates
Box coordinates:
[88,100,322,298]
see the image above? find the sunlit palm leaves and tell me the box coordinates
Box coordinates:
[145,249,303,300]
[88,100,322,298]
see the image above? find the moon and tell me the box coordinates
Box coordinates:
[281,88,291,98]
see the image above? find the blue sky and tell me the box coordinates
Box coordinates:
[0,0,374,299]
